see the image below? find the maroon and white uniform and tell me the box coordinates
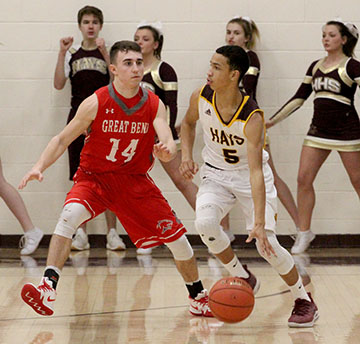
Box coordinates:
[240,50,260,102]
[64,45,110,179]
[241,50,267,144]
[140,60,179,141]
[269,57,360,151]
[65,84,186,248]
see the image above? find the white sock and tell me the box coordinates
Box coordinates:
[289,276,310,301]
[223,255,249,278]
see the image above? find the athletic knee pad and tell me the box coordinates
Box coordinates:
[255,230,294,275]
[166,235,194,261]
[54,203,91,239]
[195,204,230,254]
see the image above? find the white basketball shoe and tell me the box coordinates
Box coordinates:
[21,277,56,316]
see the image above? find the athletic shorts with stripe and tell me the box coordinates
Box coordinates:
[65,169,186,248]
[196,163,278,232]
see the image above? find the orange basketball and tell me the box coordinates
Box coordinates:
[209,276,254,323]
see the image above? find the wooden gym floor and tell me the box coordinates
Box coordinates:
[0,246,359,344]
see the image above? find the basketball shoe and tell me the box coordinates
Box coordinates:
[19,227,44,255]
[71,228,90,251]
[288,292,319,327]
[291,230,315,254]
[189,289,213,317]
[242,265,260,295]
[21,277,56,316]
[106,228,126,251]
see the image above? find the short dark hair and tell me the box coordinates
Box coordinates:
[215,45,249,81]
[77,6,104,26]
[110,41,142,64]
[136,25,164,59]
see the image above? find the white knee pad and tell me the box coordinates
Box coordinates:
[54,203,92,239]
[166,235,194,261]
[195,204,230,254]
[255,230,294,275]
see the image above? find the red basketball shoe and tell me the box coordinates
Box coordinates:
[21,277,56,316]
[242,265,260,295]
[189,289,214,317]
[288,292,319,327]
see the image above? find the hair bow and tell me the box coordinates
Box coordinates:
[137,20,163,35]
[333,17,358,39]
[232,15,252,24]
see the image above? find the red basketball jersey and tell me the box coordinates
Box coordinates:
[79,84,159,174]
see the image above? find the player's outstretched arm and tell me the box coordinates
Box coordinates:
[245,111,276,258]
[19,94,98,189]
[179,88,201,180]
[153,100,176,162]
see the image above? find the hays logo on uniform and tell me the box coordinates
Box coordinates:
[157,219,174,234]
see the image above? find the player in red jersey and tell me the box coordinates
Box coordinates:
[19,41,212,318]
[267,19,360,254]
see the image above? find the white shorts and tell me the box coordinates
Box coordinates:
[196,163,278,232]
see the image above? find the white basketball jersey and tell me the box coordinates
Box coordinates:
[198,85,268,170]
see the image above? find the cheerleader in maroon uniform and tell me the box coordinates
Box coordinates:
[267,19,360,254]
[226,16,300,235]
[134,23,200,254]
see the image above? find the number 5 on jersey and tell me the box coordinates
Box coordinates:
[106,138,139,163]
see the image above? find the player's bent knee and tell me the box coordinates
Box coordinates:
[54,203,91,239]
[256,230,294,275]
[166,235,194,261]
[195,204,230,254]
[195,218,230,255]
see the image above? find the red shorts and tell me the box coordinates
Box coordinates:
[65,169,186,248]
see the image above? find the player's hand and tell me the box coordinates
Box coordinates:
[96,38,107,54]
[18,169,44,190]
[246,224,276,258]
[59,37,73,53]
[179,159,199,180]
[153,142,175,162]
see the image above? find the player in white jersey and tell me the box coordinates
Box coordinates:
[180,45,318,327]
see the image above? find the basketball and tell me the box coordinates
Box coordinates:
[209,277,254,323]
